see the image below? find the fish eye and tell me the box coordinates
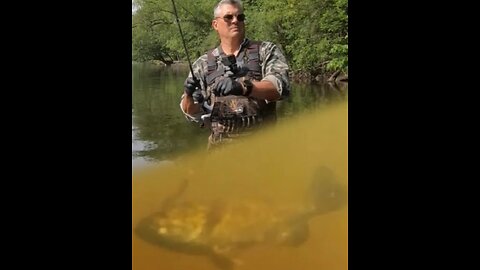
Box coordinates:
[158,227,168,234]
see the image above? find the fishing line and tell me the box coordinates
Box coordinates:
[171,0,196,80]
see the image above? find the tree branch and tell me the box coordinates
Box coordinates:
[149,19,174,27]
[157,8,175,15]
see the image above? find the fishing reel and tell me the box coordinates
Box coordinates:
[192,87,204,104]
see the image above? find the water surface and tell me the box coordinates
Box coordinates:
[132,62,347,168]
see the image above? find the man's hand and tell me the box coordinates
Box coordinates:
[192,91,204,103]
[184,77,200,96]
[213,77,245,96]
[184,77,203,103]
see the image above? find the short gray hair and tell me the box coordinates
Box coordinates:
[213,0,243,18]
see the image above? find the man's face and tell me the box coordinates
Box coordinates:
[212,4,245,40]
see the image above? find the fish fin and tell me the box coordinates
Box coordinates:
[309,166,347,215]
[160,178,189,211]
[208,252,237,270]
[204,199,227,235]
[268,215,310,247]
[209,245,243,270]
[213,244,233,255]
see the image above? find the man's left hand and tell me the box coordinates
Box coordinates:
[213,77,245,96]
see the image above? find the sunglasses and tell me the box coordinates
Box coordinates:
[217,14,245,22]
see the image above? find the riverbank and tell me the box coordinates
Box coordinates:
[290,70,348,84]
[144,60,348,84]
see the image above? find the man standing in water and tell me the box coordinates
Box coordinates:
[180,0,290,149]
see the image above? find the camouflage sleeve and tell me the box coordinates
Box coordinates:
[179,54,209,122]
[259,41,291,98]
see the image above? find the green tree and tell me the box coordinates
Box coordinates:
[245,0,348,76]
[132,0,217,64]
[132,0,348,78]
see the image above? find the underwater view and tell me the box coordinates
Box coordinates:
[133,101,348,270]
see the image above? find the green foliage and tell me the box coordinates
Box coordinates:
[327,43,348,73]
[132,0,218,63]
[132,0,348,75]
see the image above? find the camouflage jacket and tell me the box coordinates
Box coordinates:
[180,39,290,122]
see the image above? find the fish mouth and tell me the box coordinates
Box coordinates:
[134,216,162,244]
[135,214,216,259]
[134,214,177,246]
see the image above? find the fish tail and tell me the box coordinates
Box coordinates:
[308,166,347,215]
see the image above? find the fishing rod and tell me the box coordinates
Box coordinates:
[170,0,196,80]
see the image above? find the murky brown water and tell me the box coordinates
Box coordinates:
[133,102,348,270]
